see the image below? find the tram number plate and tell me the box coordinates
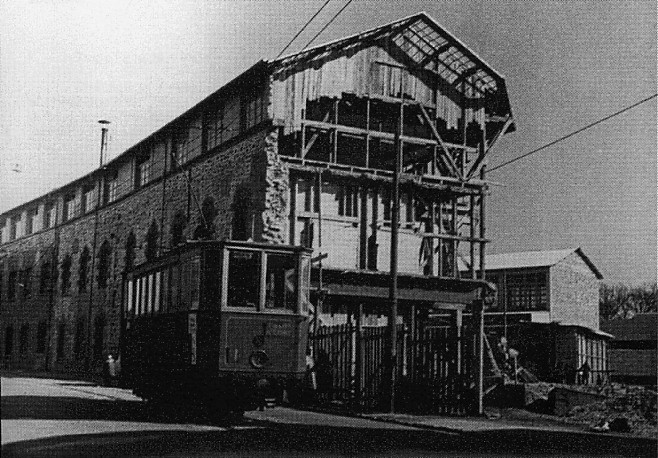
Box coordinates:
[267,322,293,337]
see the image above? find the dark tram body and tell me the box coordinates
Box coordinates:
[121,241,311,413]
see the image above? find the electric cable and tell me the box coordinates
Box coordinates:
[276,0,333,59]
[488,94,657,173]
[302,0,354,51]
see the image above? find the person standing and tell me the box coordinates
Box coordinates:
[103,354,117,386]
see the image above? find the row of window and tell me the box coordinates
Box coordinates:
[486,271,549,312]
[3,322,48,356]
[1,88,267,245]
[1,247,104,301]
[3,318,106,362]
[0,199,223,302]
[127,256,201,317]
[125,249,303,316]
[2,203,57,242]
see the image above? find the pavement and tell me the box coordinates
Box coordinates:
[3,369,657,457]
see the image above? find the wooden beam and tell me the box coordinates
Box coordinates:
[419,232,489,243]
[302,111,332,158]
[302,119,477,150]
[455,66,480,85]
[416,104,464,180]
[465,116,513,180]
[283,157,488,194]
[418,42,451,68]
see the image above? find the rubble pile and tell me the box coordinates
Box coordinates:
[565,385,657,437]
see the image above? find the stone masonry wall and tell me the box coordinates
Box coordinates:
[0,228,57,371]
[0,126,273,374]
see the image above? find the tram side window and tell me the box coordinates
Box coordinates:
[168,265,181,312]
[161,267,170,313]
[179,257,201,311]
[142,276,150,314]
[136,278,142,315]
[126,280,134,314]
[227,250,260,308]
[153,271,161,313]
[265,253,297,311]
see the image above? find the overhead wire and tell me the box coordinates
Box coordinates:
[487,94,658,173]
[302,0,354,51]
[276,0,333,59]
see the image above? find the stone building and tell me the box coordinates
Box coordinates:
[0,13,514,379]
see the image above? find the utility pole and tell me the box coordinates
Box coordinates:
[87,120,110,371]
[476,165,487,415]
[386,107,402,413]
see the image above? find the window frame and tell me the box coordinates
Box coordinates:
[221,247,302,314]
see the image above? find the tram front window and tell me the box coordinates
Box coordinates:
[265,253,297,311]
[227,250,260,308]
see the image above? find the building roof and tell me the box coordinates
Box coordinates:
[270,12,514,127]
[483,247,603,279]
[1,12,515,220]
[601,313,658,341]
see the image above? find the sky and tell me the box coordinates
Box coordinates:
[1,0,656,285]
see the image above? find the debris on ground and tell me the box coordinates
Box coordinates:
[565,384,657,437]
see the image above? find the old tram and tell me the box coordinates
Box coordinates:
[121,240,312,413]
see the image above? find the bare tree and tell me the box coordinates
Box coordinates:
[600,282,658,320]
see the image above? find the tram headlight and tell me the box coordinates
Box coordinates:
[249,350,269,369]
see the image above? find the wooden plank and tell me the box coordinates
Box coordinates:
[283,158,486,195]
[419,232,489,243]
[302,111,332,157]
[302,119,477,152]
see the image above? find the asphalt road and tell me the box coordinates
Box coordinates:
[1,374,653,457]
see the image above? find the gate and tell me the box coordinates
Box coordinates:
[310,320,475,414]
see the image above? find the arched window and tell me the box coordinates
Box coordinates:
[97,241,111,288]
[40,260,53,294]
[56,321,66,359]
[78,246,90,292]
[146,221,159,261]
[36,321,47,353]
[19,323,29,354]
[232,188,251,241]
[93,316,105,360]
[60,255,72,295]
[125,232,136,271]
[74,319,85,359]
[171,212,187,247]
[194,197,217,240]
[4,326,14,356]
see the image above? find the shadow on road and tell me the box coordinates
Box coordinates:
[1,395,247,426]
[2,394,655,457]
[3,424,459,458]
[3,420,657,457]
[2,395,148,422]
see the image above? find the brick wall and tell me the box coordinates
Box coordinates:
[549,251,600,330]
